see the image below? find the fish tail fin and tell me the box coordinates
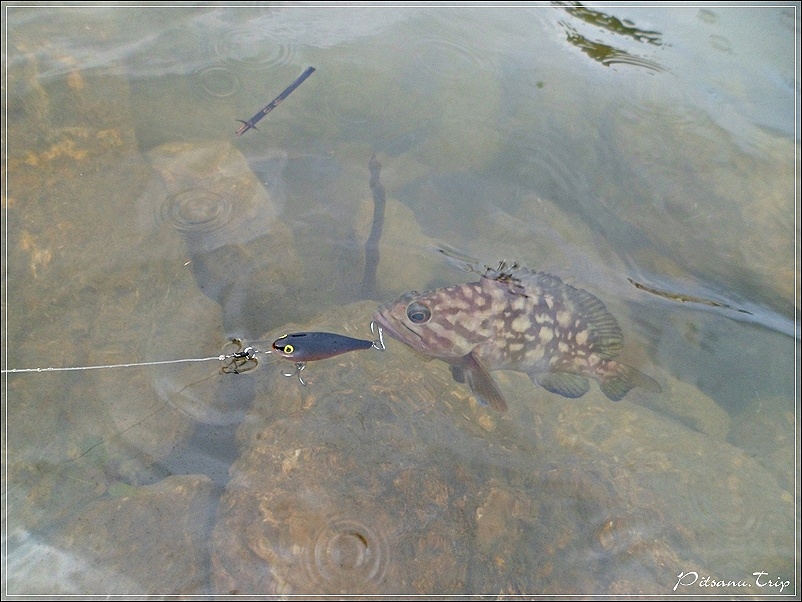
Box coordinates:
[599,362,661,401]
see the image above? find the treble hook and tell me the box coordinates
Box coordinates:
[282,361,307,385]
[370,321,386,351]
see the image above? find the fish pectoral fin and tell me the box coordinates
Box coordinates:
[449,364,466,384]
[458,354,508,412]
[534,372,590,398]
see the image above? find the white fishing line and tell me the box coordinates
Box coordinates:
[2,327,385,375]
[2,356,227,374]
[2,343,271,374]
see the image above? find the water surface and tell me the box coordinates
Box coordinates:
[3,4,798,597]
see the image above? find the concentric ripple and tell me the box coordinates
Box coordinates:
[510,136,592,203]
[684,480,764,545]
[191,64,242,99]
[302,518,389,592]
[213,27,293,71]
[616,76,708,133]
[161,189,232,236]
[412,37,490,81]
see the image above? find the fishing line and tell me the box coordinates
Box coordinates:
[7,327,385,464]
[1,340,271,375]
[2,325,386,376]
[37,343,288,466]
[3,357,230,374]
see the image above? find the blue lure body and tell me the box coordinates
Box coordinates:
[271,332,374,362]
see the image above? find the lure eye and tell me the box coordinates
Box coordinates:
[282,344,294,355]
[406,302,431,324]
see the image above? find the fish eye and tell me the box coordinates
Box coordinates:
[406,302,431,324]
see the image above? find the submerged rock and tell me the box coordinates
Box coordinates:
[608,107,798,318]
[40,475,215,596]
[143,140,303,338]
[210,299,793,596]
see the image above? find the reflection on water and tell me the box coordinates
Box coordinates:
[555,1,665,71]
[557,1,664,46]
[4,4,798,597]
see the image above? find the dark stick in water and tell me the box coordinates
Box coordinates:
[235,66,316,136]
[626,277,753,314]
[361,154,386,297]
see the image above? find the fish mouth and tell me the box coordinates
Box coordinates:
[371,309,403,340]
[372,308,426,349]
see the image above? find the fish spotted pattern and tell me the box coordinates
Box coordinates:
[373,264,660,412]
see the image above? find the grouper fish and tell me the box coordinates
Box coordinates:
[373,264,660,412]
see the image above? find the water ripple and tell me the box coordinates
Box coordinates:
[509,136,592,203]
[302,517,390,592]
[212,27,294,71]
[412,36,491,80]
[161,189,232,236]
[684,480,764,545]
[616,77,707,133]
[190,64,242,99]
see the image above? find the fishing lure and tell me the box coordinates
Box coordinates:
[272,326,385,384]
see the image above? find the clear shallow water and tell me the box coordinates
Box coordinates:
[3,4,798,597]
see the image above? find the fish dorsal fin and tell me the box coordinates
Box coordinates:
[453,353,508,412]
[559,281,623,359]
[485,267,623,360]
